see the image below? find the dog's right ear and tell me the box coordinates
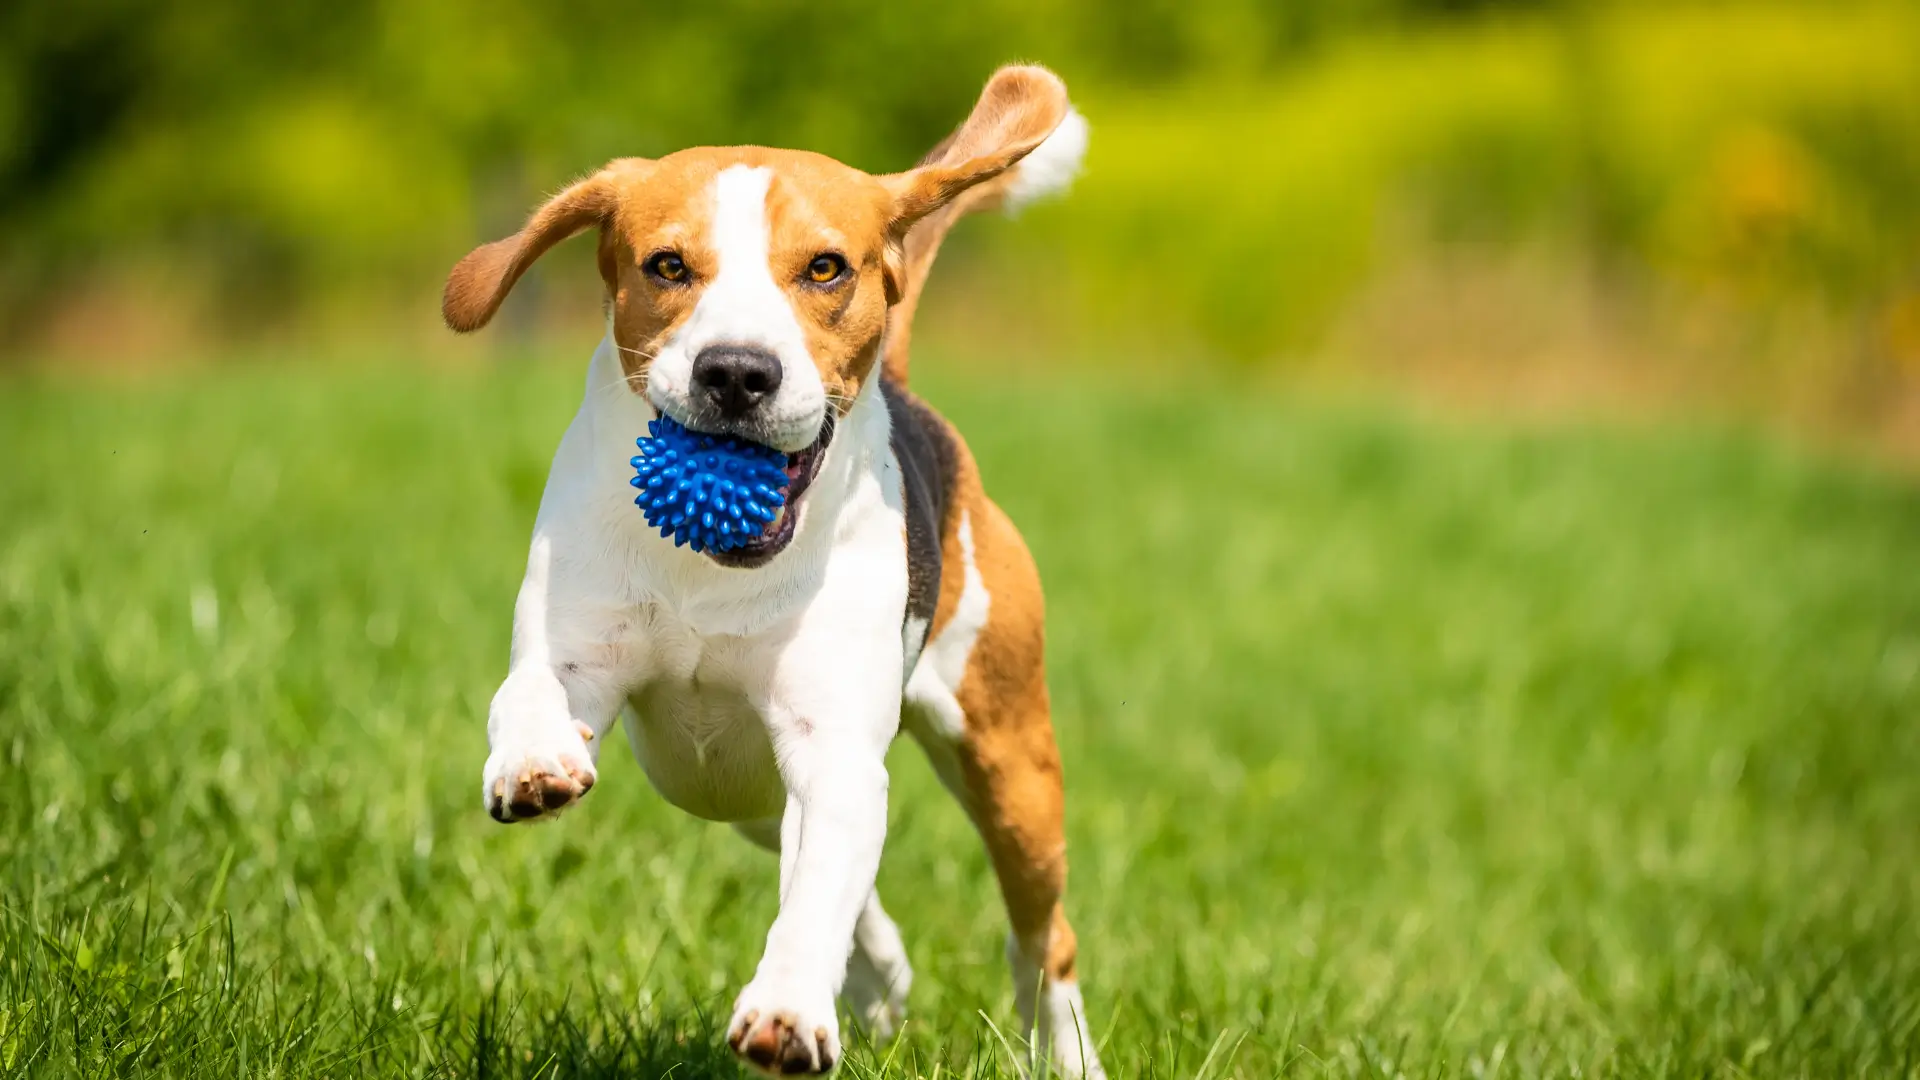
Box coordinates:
[442,160,643,333]
[879,66,1072,236]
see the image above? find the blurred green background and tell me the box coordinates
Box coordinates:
[3,0,1918,449]
[5,4,1920,1077]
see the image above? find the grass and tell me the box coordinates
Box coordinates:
[1,355,1917,1077]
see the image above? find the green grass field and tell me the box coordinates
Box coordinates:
[2,359,1916,1078]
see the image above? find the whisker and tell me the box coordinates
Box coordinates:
[588,365,655,401]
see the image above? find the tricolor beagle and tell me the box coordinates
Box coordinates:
[443,65,1100,1078]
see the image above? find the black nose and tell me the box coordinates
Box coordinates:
[691,345,782,419]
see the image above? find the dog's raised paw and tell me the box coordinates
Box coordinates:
[727,991,840,1076]
[481,736,596,823]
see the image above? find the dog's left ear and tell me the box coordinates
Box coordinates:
[880,65,1072,237]
[442,158,646,333]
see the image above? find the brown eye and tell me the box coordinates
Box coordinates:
[646,251,688,283]
[805,253,847,284]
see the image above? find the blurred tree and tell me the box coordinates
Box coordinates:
[0,0,1913,376]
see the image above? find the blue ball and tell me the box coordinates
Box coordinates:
[630,415,789,554]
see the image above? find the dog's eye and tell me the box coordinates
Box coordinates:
[646,251,689,283]
[805,253,847,284]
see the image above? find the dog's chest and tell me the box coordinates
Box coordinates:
[620,614,786,823]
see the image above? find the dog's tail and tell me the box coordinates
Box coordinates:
[881,104,1088,387]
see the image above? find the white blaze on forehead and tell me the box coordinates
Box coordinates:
[693,165,811,364]
[711,166,777,286]
[649,164,826,451]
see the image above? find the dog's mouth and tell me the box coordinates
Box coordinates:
[705,415,836,568]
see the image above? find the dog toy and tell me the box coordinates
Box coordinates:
[630,415,787,553]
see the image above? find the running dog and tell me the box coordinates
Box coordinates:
[443,64,1101,1078]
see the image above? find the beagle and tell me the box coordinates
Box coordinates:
[442,65,1100,1079]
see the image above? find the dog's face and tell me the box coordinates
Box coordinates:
[444,66,1071,561]
[597,149,893,453]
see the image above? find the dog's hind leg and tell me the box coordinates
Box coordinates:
[844,891,912,1041]
[903,498,1105,1080]
[730,819,912,1042]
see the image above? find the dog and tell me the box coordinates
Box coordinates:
[442,65,1101,1079]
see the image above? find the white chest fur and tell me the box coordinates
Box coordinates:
[623,609,791,822]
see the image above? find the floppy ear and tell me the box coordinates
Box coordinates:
[880,65,1073,235]
[442,160,641,333]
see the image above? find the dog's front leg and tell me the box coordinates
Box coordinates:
[727,698,894,1076]
[482,534,633,823]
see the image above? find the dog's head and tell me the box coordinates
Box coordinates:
[444,65,1075,564]
[444,64,1072,447]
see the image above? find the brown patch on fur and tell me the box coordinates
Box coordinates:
[598,152,722,384]
[761,155,895,409]
[915,399,1084,986]
[951,493,1077,982]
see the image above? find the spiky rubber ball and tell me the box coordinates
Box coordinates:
[630,415,788,554]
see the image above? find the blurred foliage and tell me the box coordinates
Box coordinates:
[0,0,1494,293]
[1,0,1917,377]
[1019,2,1920,356]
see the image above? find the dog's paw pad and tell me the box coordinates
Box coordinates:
[728,1005,838,1076]
[483,743,595,823]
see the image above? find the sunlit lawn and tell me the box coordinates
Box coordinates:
[2,356,1916,1077]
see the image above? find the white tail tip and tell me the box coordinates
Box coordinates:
[1003,108,1088,212]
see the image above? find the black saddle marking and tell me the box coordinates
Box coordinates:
[881,379,959,667]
